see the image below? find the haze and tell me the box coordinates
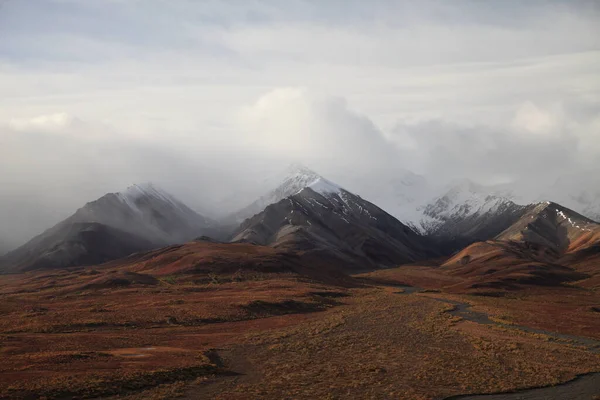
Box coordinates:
[1,0,599,251]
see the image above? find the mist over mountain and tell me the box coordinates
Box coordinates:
[2,160,600,256]
[0,183,216,272]
[231,170,435,269]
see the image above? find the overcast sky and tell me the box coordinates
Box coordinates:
[1,0,599,249]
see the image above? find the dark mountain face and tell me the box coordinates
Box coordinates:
[0,223,154,273]
[231,177,436,270]
[0,184,216,273]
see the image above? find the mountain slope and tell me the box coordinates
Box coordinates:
[99,240,354,287]
[439,202,600,292]
[0,184,215,273]
[231,175,435,270]
[0,243,8,257]
[496,201,598,252]
[64,183,215,244]
[0,223,154,273]
[225,164,322,225]
[440,240,586,291]
[411,180,529,248]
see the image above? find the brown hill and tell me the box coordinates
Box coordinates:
[497,202,598,252]
[99,240,354,287]
[441,241,587,292]
[438,202,600,292]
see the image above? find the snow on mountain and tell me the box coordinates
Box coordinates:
[232,171,435,269]
[539,170,600,223]
[225,164,330,224]
[221,162,600,243]
[304,176,342,196]
[117,183,186,213]
[61,183,215,245]
[423,180,507,222]
[497,201,599,248]
[409,179,528,244]
[0,183,218,270]
[0,183,218,272]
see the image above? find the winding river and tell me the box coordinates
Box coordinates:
[393,285,600,400]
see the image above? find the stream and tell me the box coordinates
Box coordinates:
[393,285,600,400]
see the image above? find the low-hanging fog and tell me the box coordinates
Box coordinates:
[1,1,599,252]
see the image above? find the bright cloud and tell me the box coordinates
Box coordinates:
[8,113,74,132]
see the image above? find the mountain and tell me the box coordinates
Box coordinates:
[0,223,154,273]
[440,201,600,292]
[440,240,588,292]
[231,172,435,270]
[62,183,216,244]
[0,243,9,257]
[496,201,598,251]
[0,184,215,273]
[225,164,323,225]
[98,240,354,287]
[410,180,528,248]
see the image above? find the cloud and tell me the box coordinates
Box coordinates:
[8,112,74,132]
[390,100,599,187]
[511,102,563,136]
[0,1,599,250]
[238,88,399,172]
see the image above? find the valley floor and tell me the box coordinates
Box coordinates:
[1,268,599,399]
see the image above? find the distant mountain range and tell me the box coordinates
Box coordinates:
[1,164,599,279]
[331,170,600,233]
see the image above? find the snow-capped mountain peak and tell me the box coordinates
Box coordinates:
[117,183,184,213]
[412,179,525,239]
[122,182,169,200]
[232,170,434,269]
[226,163,344,224]
[280,164,323,190]
[424,179,504,218]
[302,177,343,196]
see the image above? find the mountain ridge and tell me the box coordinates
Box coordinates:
[0,183,215,273]
[232,175,436,270]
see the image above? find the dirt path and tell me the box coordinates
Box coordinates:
[393,285,600,353]
[445,372,600,400]
[392,285,600,400]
